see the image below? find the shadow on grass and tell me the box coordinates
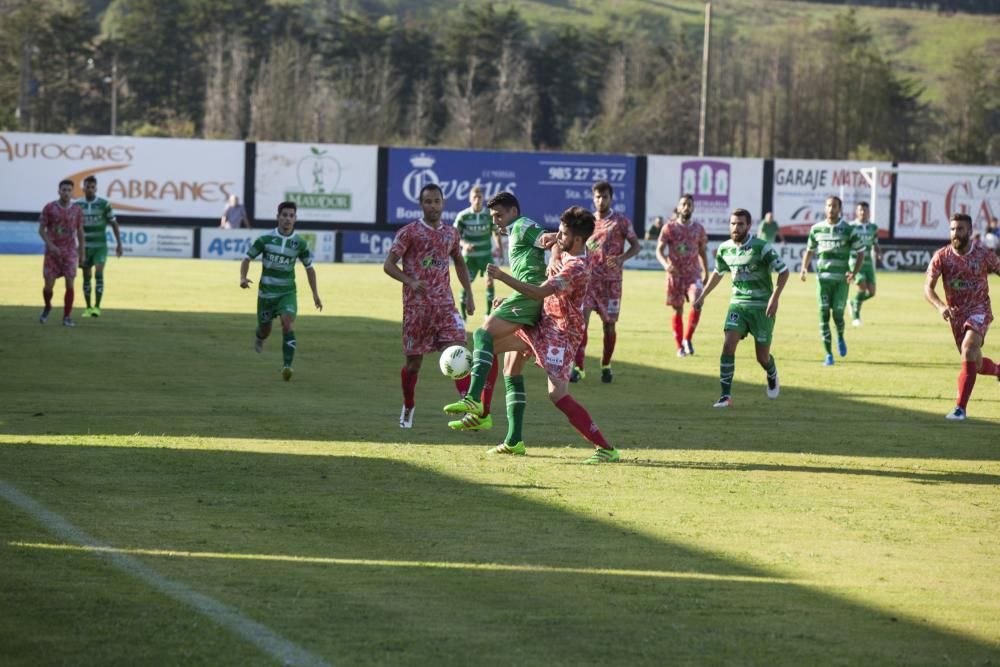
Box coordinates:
[3,306,997,461]
[1,444,997,665]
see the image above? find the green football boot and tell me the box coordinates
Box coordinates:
[583,447,620,464]
[281,366,293,381]
[488,441,525,456]
[448,413,493,431]
[443,395,484,417]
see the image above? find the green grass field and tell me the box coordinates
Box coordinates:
[2,255,999,665]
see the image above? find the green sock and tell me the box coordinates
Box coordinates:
[95,272,104,307]
[504,375,525,445]
[850,296,861,319]
[468,328,494,399]
[764,355,777,383]
[820,310,832,354]
[282,331,296,367]
[459,288,468,320]
[485,287,495,315]
[83,277,92,308]
[720,354,735,397]
[833,310,846,339]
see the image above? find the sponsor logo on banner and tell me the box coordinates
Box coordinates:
[201,229,335,262]
[397,151,516,221]
[878,246,937,271]
[895,165,1000,240]
[285,147,351,211]
[342,231,396,263]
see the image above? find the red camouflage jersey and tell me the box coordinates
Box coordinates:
[390,220,460,307]
[659,219,707,280]
[586,211,637,282]
[540,252,592,345]
[927,243,1000,314]
[40,201,83,251]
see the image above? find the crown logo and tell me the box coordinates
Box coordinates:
[409,153,435,169]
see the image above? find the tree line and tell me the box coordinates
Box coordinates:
[1,0,997,165]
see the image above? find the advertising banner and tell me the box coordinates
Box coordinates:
[895,164,1000,241]
[772,159,893,237]
[627,239,809,273]
[117,226,194,258]
[200,228,336,262]
[0,132,244,218]
[254,142,378,224]
[386,147,637,229]
[0,221,45,254]
[877,244,940,272]
[645,156,764,236]
[341,230,398,263]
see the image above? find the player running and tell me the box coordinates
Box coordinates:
[240,201,323,382]
[799,196,865,366]
[850,201,882,326]
[569,180,640,384]
[76,175,123,317]
[924,213,1000,420]
[693,209,789,408]
[453,185,503,320]
[384,183,475,429]
[38,179,85,327]
[657,194,708,357]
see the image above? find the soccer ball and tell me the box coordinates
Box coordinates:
[439,345,472,379]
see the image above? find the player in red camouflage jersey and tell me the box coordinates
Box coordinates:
[483,206,621,464]
[569,180,640,384]
[924,213,1000,420]
[657,194,709,357]
[38,179,85,327]
[384,183,476,428]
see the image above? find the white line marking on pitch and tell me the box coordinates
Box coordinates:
[0,479,332,667]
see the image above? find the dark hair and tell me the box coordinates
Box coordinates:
[560,206,595,242]
[419,183,443,200]
[731,208,752,225]
[592,180,613,197]
[856,201,870,209]
[950,212,973,227]
[83,175,97,185]
[826,195,843,207]
[680,193,694,204]
[277,201,297,215]
[487,191,520,213]
[58,179,74,189]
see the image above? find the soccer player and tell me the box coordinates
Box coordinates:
[756,212,785,244]
[384,183,475,429]
[240,201,322,382]
[657,194,708,357]
[453,185,502,319]
[850,201,882,326]
[799,196,865,366]
[76,175,123,317]
[38,179,85,327]
[443,191,555,427]
[569,180,640,383]
[924,213,1000,420]
[693,209,789,408]
[482,206,621,463]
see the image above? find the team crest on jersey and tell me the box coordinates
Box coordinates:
[545,345,566,367]
[607,299,621,314]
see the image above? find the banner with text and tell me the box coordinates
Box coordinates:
[386,147,637,229]
[0,132,244,218]
[645,156,764,236]
[772,159,893,237]
[0,221,193,257]
[254,142,378,224]
[200,228,336,262]
[895,164,1000,240]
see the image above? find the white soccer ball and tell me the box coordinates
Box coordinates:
[439,345,472,379]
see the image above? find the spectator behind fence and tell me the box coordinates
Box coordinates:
[221,195,250,229]
[645,215,664,241]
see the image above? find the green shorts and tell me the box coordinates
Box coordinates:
[257,293,297,327]
[464,255,496,280]
[854,262,876,287]
[724,303,775,346]
[817,279,849,313]
[491,292,542,326]
[82,246,108,268]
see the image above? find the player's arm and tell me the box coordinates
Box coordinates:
[656,236,672,273]
[698,235,709,282]
[766,268,791,318]
[923,266,949,320]
[848,249,865,281]
[487,263,558,301]
[38,216,55,253]
[692,271,724,310]
[616,227,642,267]
[239,257,253,288]
[76,216,85,264]
[450,245,476,316]
[872,235,882,262]
[305,265,322,310]
[799,249,813,281]
[109,209,123,257]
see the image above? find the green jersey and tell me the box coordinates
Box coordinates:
[454,206,494,260]
[507,216,547,285]
[806,219,863,282]
[75,196,116,250]
[851,221,879,268]
[245,229,314,299]
[714,237,788,307]
[757,220,780,244]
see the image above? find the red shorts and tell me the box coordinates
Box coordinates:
[515,323,582,383]
[402,303,466,356]
[44,248,78,281]
[665,274,703,308]
[950,309,992,350]
[584,279,622,323]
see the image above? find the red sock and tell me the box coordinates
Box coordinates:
[455,374,471,397]
[43,288,53,310]
[480,358,499,416]
[575,329,587,369]
[672,312,684,349]
[980,357,999,376]
[601,330,616,366]
[554,395,611,450]
[401,367,419,409]
[957,360,977,410]
[63,289,74,317]
[685,309,701,341]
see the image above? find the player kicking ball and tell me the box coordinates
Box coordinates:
[693,209,789,408]
[240,201,323,381]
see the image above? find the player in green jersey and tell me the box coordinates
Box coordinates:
[454,185,503,320]
[443,191,556,423]
[239,201,323,381]
[76,176,122,317]
[850,201,882,327]
[800,196,866,366]
[695,209,789,407]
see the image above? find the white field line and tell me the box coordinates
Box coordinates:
[0,479,332,667]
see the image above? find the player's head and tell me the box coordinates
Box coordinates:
[855,201,869,222]
[825,196,843,222]
[58,179,74,201]
[676,194,694,220]
[487,191,520,234]
[763,211,773,222]
[730,209,752,243]
[83,175,98,199]
[419,183,444,224]
[592,181,613,216]
[277,201,297,232]
[469,185,483,211]
[950,213,973,251]
[557,206,595,253]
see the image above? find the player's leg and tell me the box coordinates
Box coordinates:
[548,378,618,463]
[61,258,77,326]
[817,280,834,364]
[715,324,743,407]
[752,312,779,399]
[600,282,621,380]
[81,260,93,315]
[683,280,703,355]
[951,326,985,420]
[400,354,422,428]
[40,259,57,323]
[831,281,848,357]
[485,262,495,316]
[278,311,296,380]
[491,345,530,455]
[459,257,477,320]
[667,274,686,355]
[572,308,592,381]
[93,252,107,314]
[601,320,616,382]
